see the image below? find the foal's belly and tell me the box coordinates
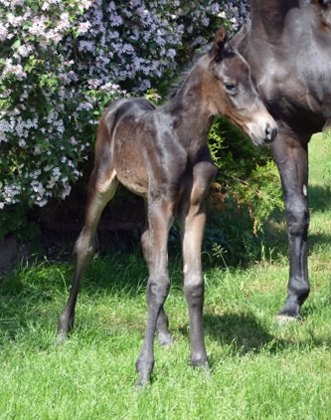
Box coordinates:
[111,109,188,199]
[114,150,149,196]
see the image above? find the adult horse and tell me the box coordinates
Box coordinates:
[231,0,331,320]
[57,28,277,385]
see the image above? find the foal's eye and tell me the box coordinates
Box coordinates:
[224,82,237,94]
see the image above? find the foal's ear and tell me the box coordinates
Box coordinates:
[212,27,227,62]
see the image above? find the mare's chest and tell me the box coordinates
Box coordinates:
[254,51,331,132]
[252,23,331,127]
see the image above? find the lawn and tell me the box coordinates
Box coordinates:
[1,134,331,420]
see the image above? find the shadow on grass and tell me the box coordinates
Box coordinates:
[178,309,331,364]
[178,312,283,358]
[203,313,275,353]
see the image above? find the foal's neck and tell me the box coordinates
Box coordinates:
[165,64,215,161]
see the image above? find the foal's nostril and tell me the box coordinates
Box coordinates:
[265,124,278,143]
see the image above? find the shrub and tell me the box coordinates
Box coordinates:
[204,117,284,267]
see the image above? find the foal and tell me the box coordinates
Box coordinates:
[57,28,277,385]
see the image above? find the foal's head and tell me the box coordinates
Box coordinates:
[205,28,278,146]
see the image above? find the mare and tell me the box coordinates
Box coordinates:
[231,0,331,320]
[57,28,277,386]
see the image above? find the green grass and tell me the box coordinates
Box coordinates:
[1,134,331,419]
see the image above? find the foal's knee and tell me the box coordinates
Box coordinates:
[184,276,204,307]
[195,158,218,185]
[192,162,217,205]
[147,276,170,306]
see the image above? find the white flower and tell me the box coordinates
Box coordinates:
[77,21,91,34]
[0,23,8,41]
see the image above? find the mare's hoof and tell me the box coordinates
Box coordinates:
[276,303,302,325]
[275,314,302,326]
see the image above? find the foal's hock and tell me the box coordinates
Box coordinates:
[57,28,277,386]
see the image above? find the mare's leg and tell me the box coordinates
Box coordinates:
[57,167,118,341]
[271,131,310,319]
[136,198,174,386]
[141,209,172,346]
[179,149,217,368]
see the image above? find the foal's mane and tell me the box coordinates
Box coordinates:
[166,38,233,101]
[166,44,211,100]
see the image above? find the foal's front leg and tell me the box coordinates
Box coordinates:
[136,199,174,386]
[180,202,208,369]
[179,153,217,369]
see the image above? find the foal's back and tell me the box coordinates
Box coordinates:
[98,97,188,198]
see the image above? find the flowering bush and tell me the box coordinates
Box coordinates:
[0,0,249,238]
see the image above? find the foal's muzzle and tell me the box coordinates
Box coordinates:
[265,123,278,144]
[247,115,278,147]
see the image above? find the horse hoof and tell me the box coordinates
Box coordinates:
[135,376,150,389]
[135,370,152,389]
[158,332,173,347]
[135,357,154,388]
[192,360,210,378]
[191,357,209,370]
[275,314,301,326]
[55,332,68,345]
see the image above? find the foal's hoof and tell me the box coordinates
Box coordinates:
[191,357,209,371]
[135,375,150,390]
[135,358,154,389]
[158,331,173,347]
[192,360,210,378]
[135,368,153,389]
[55,331,68,345]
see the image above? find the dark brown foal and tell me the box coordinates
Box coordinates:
[57,28,277,386]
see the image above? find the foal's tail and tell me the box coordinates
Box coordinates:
[93,102,119,168]
[86,101,125,201]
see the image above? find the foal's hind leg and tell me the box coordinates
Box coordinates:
[136,198,174,385]
[141,210,173,346]
[57,168,118,342]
